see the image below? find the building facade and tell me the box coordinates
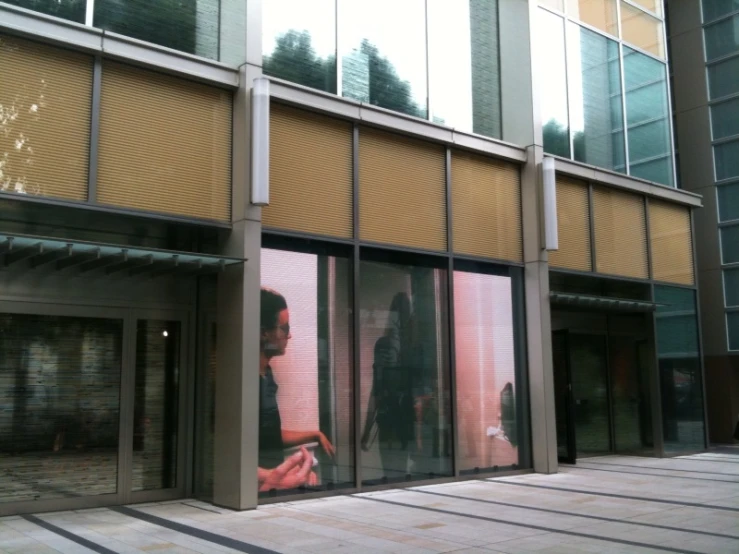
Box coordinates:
[0,0,705,516]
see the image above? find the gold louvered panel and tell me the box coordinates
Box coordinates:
[264,105,352,238]
[0,34,92,201]
[359,128,446,251]
[592,187,648,279]
[451,151,522,261]
[549,177,592,271]
[649,200,695,285]
[97,62,231,222]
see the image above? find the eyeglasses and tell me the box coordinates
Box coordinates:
[278,323,290,336]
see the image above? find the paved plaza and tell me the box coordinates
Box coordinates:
[1,450,738,553]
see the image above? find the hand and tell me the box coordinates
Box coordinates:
[258,447,313,492]
[361,438,370,452]
[317,432,335,458]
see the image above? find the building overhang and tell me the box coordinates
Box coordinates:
[550,292,658,312]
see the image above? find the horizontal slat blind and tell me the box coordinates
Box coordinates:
[649,200,695,285]
[0,34,92,201]
[451,151,521,261]
[97,62,231,222]
[359,128,446,251]
[549,177,592,271]
[593,187,649,279]
[264,105,353,238]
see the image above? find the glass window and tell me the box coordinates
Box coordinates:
[427,0,501,138]
[454,268,527,473]
[540,0,565,11]
[94,1,222,61]
[654,286,705,453]
[711,98,739,140]
[704,15,739,62]
[3,0,85,23]
[262,0,337,93]
[715,140,739,181]
[718,181,739,222]
[568,23,625,171]
[538,9,571,158]
[359,255,452,485]
[623,47,673,186]
[566,0,618,36]
[724,268,739,307]
[703,0,739,23]
[0,314,122,503]
[721,225,739,264]
[338,0,427,118]
[708,56,739,100]
[728,312,739,351]
[629,0,662,16]
[258,247,354,497]
[620,1,665,58]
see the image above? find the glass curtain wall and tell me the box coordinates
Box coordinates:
[262,0,503,139]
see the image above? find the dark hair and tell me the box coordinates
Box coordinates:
[261,287,288,331]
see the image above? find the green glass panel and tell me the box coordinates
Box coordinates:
[538,9,571,158]
[3,0,85,24]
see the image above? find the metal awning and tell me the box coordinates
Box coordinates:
[0,232,245,279]
[550,292,658,312]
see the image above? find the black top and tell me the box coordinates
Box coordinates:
[259,366,284,469]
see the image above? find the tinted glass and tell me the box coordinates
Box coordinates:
[721,225,739,264]
[566,0,618,36]
[3,0,85,23]
[359,259,452,485]
[621,2,665,58]
[539,9,571,158]
[703,0,739,23]
[708,56,739,100]
[711,98,739,140]
[724,269,739,307]
[623,47,673,186]
[568,23,625,172]
[194,321,216,501]
[258,248,354,497]
[262,0,337,93]
[715,140,739,181]
[0,314,122,503]
[718,182,739,222]
[728,312,739,351]
[338,0,427,118]
[427,0,501,138]
[654,286,705,453]
[704,15,739,62]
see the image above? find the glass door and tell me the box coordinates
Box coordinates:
[552,330,576,464]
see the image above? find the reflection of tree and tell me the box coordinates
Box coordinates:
[263,31,423,118]
[542,119,585,160]
[4,0,86,23]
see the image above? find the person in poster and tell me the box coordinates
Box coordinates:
[257,287,335,492]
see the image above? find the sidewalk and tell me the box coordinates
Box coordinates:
[2,450,738,553]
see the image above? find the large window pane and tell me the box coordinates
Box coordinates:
[428,0,501,138]
[538,9,571,158]
[0,314,122,503]
[566,0,618,36]
[258,247,354,497]
[132,320,180,492]
[711,98,739,140]
[729,312,739,351]
[3,0,85,23]
[262,0,337,93]
[714,140,739,181]
[620,2,665,58]
[623,47,673,186]
[339,0,427,118]
[94,1,221,60]
[721,225,739,264]
[724,269,739,307]
[654,286,705,453]
[704,15,739,62]
[703,0,739,23]
[708,56,739,100]
[359,257,452,485]
[629,0,661,17]
[454,269,526,473]
[718,182,739,222]
[568,23,625,171]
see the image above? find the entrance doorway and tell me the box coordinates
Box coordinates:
[552,311,655,463]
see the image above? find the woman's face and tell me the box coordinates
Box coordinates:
[263,308,291,356]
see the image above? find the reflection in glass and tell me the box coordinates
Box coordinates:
[654,286,705,453]
[194,322,217,501]
[262,0,337,93]
[703,0,739,23]
[133,320,180,491]
[728,313,739,351]
[714,140,739,181]
[566,0,618,36]
[623,47,673,186]
[704,15,739,62]
[428,0,501,138]
[721,225,739,265]
[339,0,427,118]
[708,57,739,101]
[0,314,122,503]
[711,98,739,141]
[725,269,739,308]
[568,23,625,171]
[620,2,665,59]
[540,0,564,10]
[718,182,739,222]
[570,334,611,455]
[3,0,85,23]
[258,248,354,497]
[359,259,452,485]
[538,9,571,157]
[454,270,521,473]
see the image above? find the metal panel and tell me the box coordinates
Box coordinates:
[548,177,592,271]
[648,200,695,285]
